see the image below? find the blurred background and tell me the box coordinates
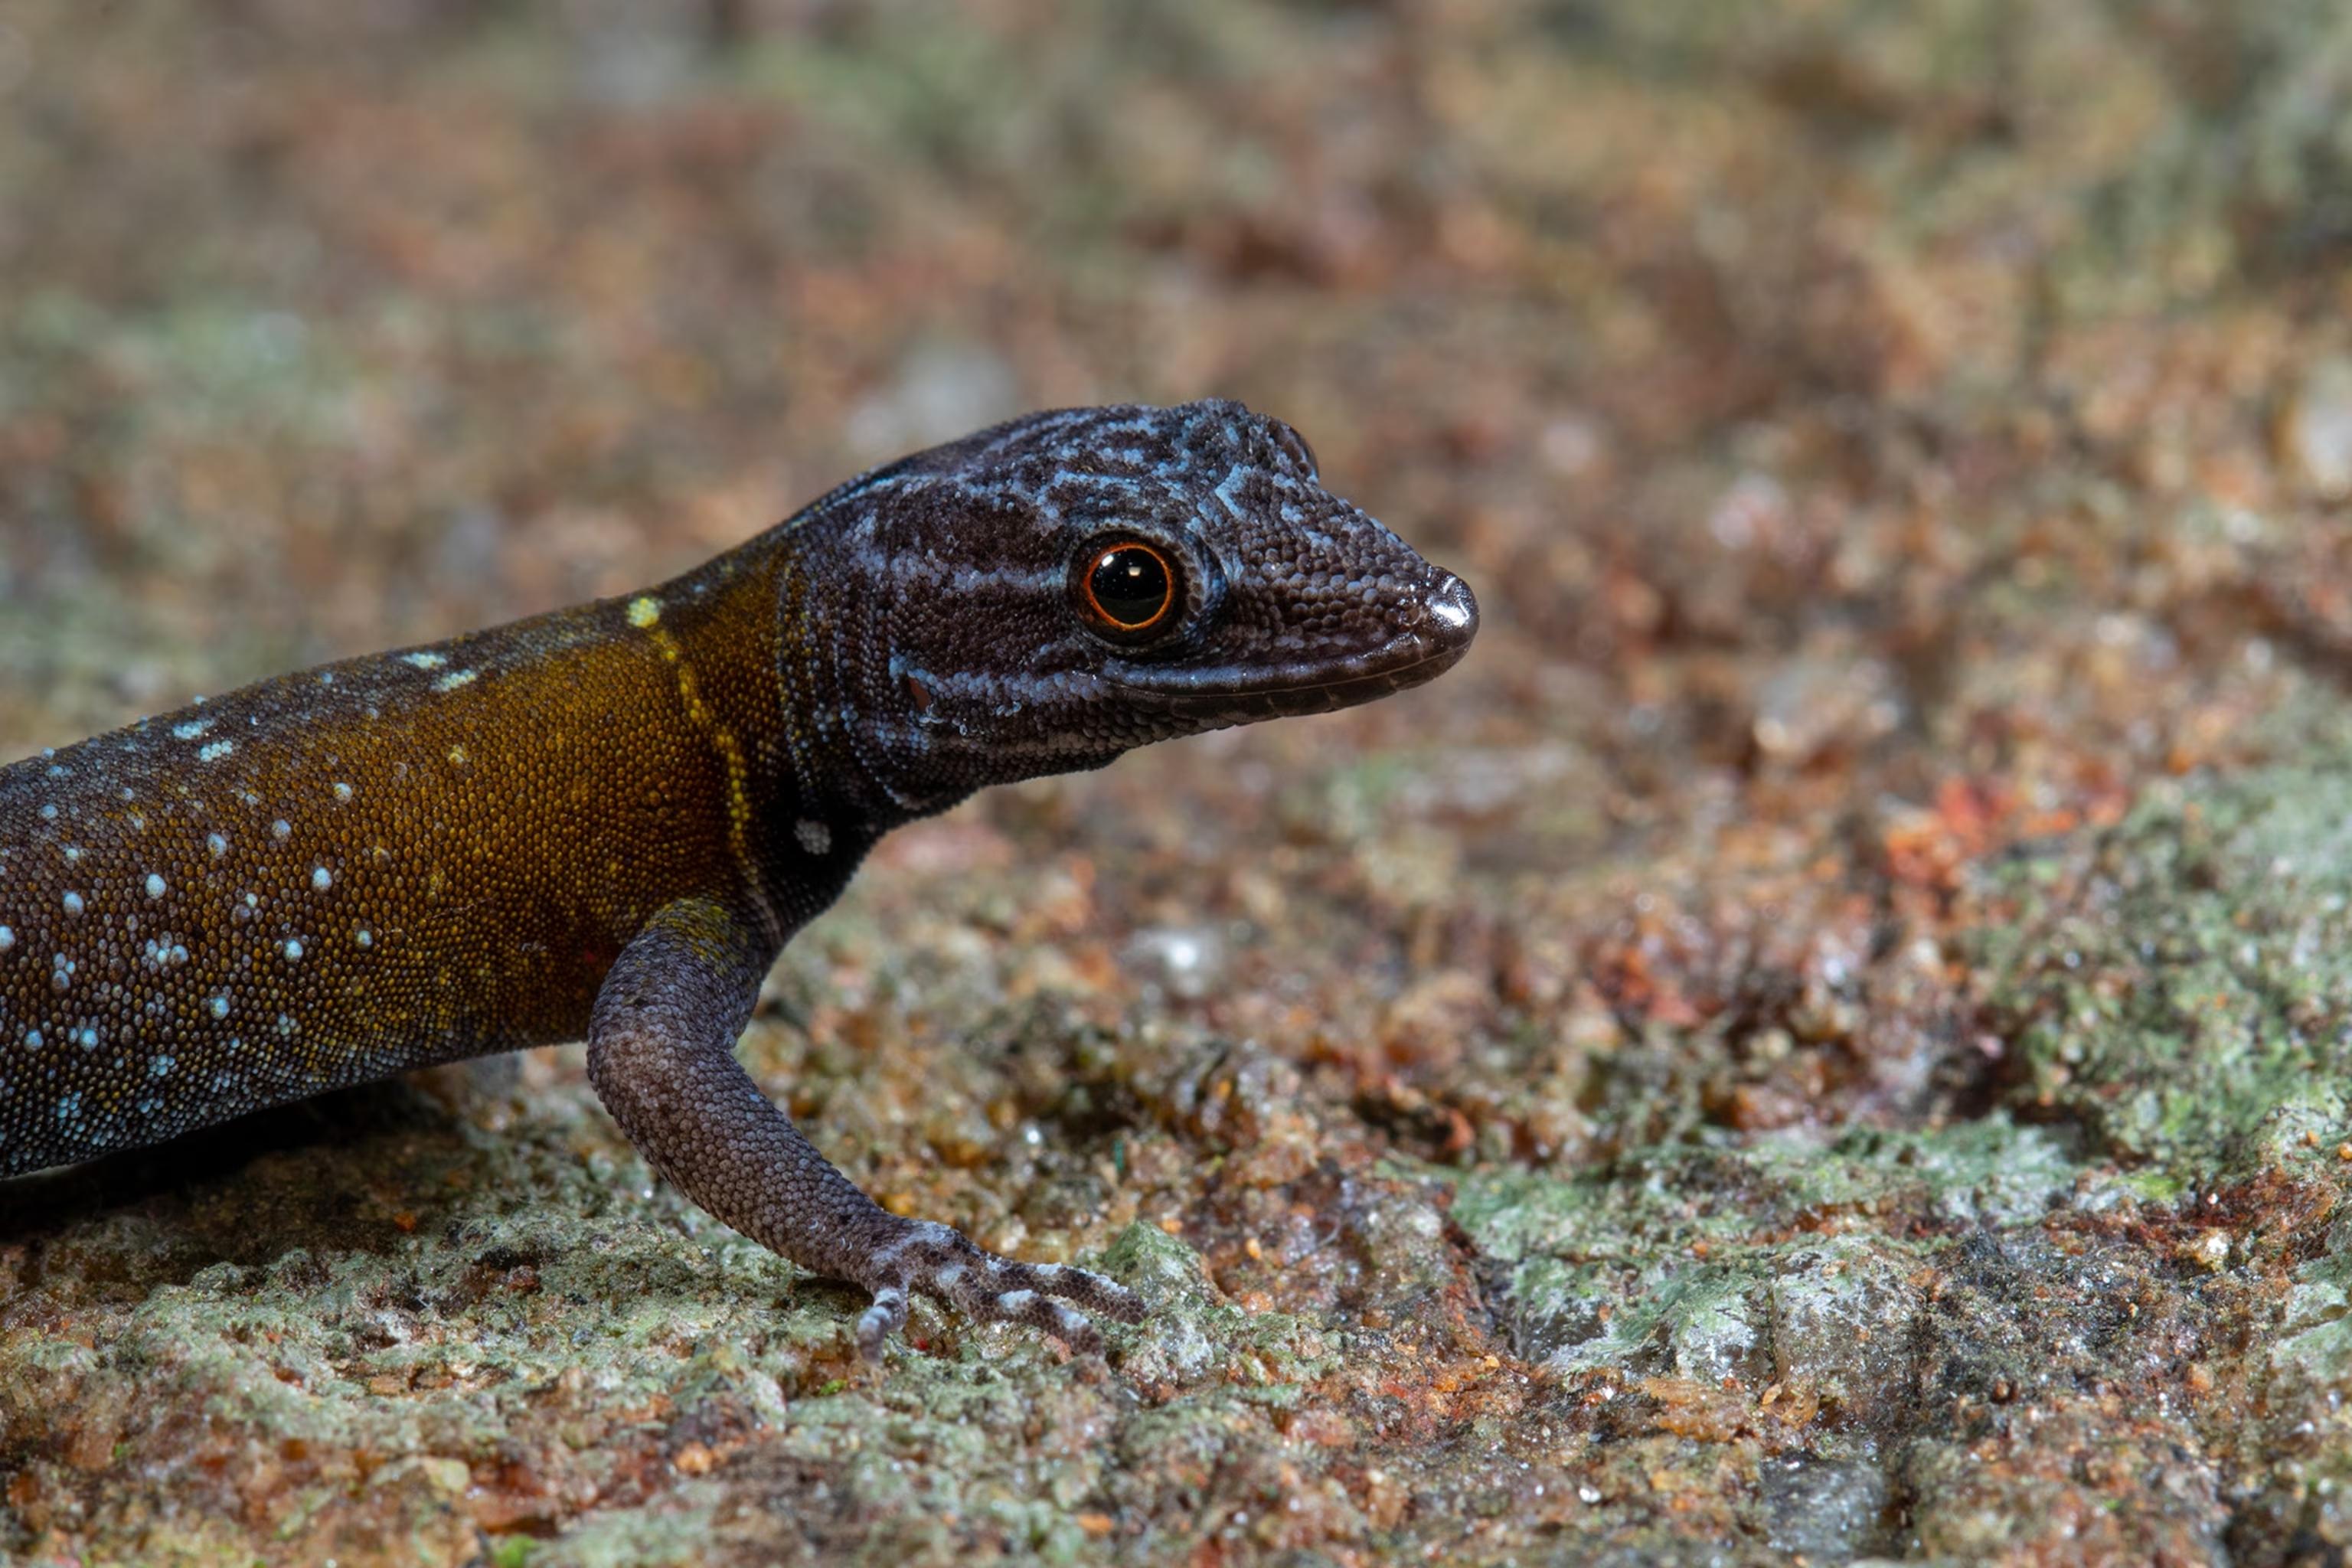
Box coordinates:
[15,3,2352,1563]
[13,0,2348,787]
[10,0,2349,1132]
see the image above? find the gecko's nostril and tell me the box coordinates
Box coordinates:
[1423,572,1479,653]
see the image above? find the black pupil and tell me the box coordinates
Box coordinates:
[1089,547,1171,627]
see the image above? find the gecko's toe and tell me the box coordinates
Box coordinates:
[930,1244,1145,1354]
[856,1284,910,1361]
[858,1219,1144,1356]
[1014,1259,1147,1325]
[957,1283,1109,1355]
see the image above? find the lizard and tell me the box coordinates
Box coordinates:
[0,399,1478,1357]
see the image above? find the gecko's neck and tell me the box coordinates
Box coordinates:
[655,521,910,926]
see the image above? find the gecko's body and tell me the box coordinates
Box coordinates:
[0,400,1475,1354]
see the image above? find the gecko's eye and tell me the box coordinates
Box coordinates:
[1076,540,1179,637]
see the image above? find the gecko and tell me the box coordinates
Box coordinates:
[0,400,1478,1357]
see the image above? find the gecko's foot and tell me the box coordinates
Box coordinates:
[851,1218,1146,1361]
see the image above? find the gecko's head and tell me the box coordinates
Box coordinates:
[810,398,1478,812]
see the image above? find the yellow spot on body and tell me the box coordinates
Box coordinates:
[629,596,662,629]
[448,746,468,766]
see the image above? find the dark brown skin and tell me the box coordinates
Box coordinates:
[0,400,1478,1356]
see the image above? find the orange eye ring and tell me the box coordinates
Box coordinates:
[1076,540,1179,635]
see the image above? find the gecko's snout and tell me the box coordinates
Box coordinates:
[1374,568,1478,691]
[1418,570,1479,663]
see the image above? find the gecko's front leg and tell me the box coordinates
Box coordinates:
[583,897,1143,1358]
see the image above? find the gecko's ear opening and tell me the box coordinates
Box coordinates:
[1266,419,1319,479]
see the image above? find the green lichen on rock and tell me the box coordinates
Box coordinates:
[1978,743,2352,1174]
[2276,1209,2352,1380]
[1449,1116,2081,1412]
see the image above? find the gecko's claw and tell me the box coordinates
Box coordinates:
[853,1218,1145,1361]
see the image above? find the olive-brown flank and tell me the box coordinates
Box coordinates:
[0,399,1478,1359]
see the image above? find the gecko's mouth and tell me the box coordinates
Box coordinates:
[1106,572,1478,720]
